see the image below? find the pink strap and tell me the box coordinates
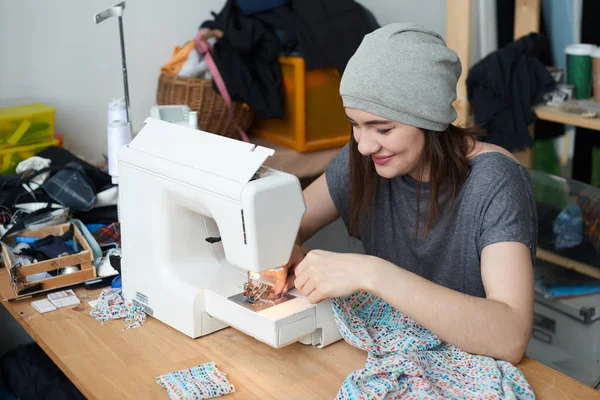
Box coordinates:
[194,28,250,142]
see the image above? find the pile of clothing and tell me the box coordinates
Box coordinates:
[162,0,378,119]
[467,33,556,153]
[0,146,122,285]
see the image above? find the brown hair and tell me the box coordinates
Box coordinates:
[348,124,481,238]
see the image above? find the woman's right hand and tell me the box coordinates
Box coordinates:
[273,245,306,295]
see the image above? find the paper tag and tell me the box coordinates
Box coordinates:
[32,299,57,314]
[47,290,81,308]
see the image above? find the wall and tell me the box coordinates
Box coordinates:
[360,0,481,66]
[0,0,479,161]
[0,0,225,161]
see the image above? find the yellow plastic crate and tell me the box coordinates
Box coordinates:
[0,138,59,175]
[0,104,56,147]
[252,56,350,152]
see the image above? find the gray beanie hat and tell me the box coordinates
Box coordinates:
[340,23,461,132]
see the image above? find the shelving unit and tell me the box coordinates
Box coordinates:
[537,249,600,280]
[535,105,600,131]
[447,0,600,280]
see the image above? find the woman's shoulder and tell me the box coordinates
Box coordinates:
[468,142,525,173]
[465,142,533,192]
[469,142,519,163]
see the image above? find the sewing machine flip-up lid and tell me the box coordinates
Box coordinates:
[128,118,274,184]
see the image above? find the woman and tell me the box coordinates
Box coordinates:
[274,23,536,365]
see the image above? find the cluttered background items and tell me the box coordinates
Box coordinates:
[156,0,379,152]
[0,118,122,299]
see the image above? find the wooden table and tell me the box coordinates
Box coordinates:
[1,271,599,399]
[253,137,341,183]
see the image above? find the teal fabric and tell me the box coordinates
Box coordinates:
[70,218,102,262]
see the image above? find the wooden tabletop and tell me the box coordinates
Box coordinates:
[1,270,598,399]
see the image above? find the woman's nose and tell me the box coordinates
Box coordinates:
[356,130,380,156]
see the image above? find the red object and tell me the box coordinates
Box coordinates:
[54,133,64,148]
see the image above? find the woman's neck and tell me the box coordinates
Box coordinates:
[408,162,430,183]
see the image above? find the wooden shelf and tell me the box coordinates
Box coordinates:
[535,105,600,131]
[537,248,600,280]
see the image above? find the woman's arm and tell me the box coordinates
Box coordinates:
[294,241,534,365]
[296,173,340,245]
[369,241,534,364]
[271,173,340,294]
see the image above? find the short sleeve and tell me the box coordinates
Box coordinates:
[325,143,351,224]
[479,165,538,262]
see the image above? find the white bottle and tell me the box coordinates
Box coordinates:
[107,120,132,184]
[108,97,127,124]
[189,111,198,129]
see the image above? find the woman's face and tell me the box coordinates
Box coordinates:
[346,107,425,179]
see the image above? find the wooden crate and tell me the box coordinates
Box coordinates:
[1,223,96,299]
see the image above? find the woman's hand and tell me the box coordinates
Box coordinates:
[294,250,378,303]
[271,245,306,295]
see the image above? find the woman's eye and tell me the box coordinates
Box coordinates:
[377,128,391,134]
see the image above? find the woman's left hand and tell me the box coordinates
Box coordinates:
[294,249,377,303]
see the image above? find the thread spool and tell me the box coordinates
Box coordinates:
[107,120,132,184]
[108,98,128,124]
[566,44,597,99]
[189,111,198,129]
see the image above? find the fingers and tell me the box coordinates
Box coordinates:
[274,276,286,295]
[294,264,309,293]
[297,275,315,296]
[282,274,296,294]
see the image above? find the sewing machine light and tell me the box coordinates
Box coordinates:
[248,271,261,281]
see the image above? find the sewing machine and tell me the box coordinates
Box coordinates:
[117,118,341,348]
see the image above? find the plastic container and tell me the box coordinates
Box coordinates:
[0,138,59,175]
[0,104,55,147]
[252,56,350,153]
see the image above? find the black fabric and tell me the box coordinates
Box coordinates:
[73,205,118,225]
[19,224,75,261]
[292,0,373,72]
[495,0,515,50]
[42,162,97,211]
[200,0,375,119]
[572,0,600,184]
[37,146,112,193]
[495,0,564,141]
[201,0,287,119]
[0,343,85,400]
[467,33,556,152]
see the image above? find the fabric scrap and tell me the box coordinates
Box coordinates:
[156,361,235,400]
[92,222,121,247]
[553,204,583,249]
[333,292,535,399]
[577,189,600,253]
[89,288,146,331]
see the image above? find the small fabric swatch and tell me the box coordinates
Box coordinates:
[156,361,235,400]
[89,288,146,330]
[333,292,535,399]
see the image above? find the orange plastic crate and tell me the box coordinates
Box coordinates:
[252,56,350,152]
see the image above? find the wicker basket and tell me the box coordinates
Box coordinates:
[156,73,254,140]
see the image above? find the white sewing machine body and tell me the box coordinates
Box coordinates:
[118,118,341,348]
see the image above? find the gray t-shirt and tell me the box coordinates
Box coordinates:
[325,144,537,298]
